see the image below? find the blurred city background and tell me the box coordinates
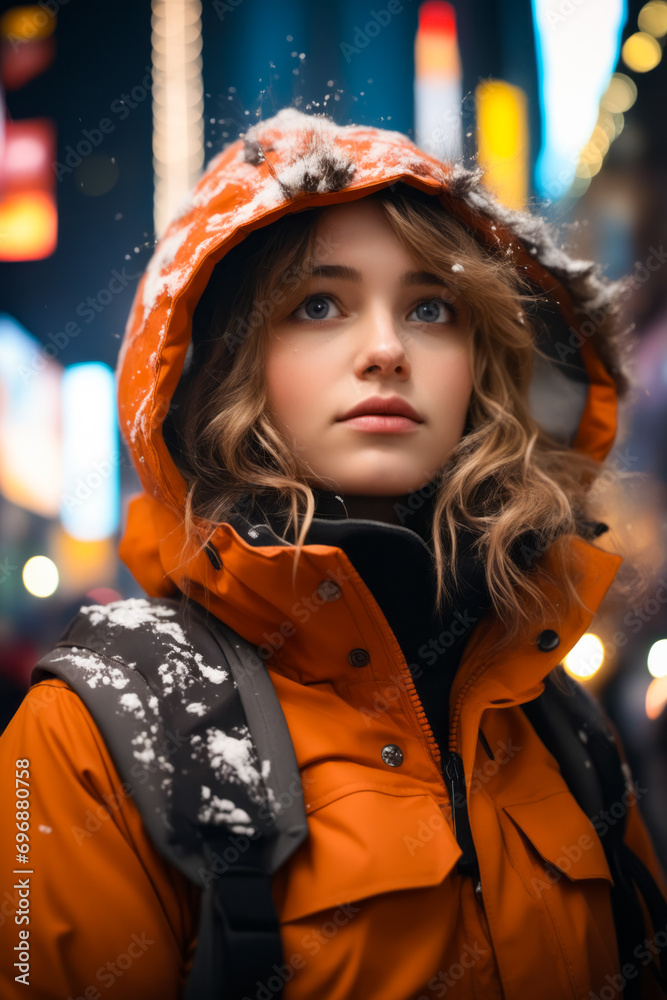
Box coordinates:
[1,0,667,863]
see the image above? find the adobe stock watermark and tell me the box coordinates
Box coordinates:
[60,448,134,514]
[566,574,667,676]
[255,565,353,663]
[52,66,152,181]
[585,447,640,503]
[68,717,308,848]
[357,607,479,728]
[417,941,488,998]
[236,901,361,1000]
[547,0,592,27]
[538,143,598,206]
[64,931,155,1000]
[424,85,504,162]
[548,244,667,369]
[69,726,192,846]
[18,264,139,384]
[213,0,244,20]
[222,231,341,356]
[404,738,521,856]
[392,467,441,525]
[194,768,313,893]
[0,557,19,585]
[416,609,479,667]
[340,0,411,64]
[588,920,667,1000]
[528,778,649,898]
[506,446,640,574]
[4,0,69,51]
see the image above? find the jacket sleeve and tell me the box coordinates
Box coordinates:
[0,678,201,1000]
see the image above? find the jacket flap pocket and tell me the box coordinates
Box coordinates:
[503,791,613,883]
[276,790,462,923]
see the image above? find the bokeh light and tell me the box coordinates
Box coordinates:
[648,638,667,677]
[600,72,638,113]
[638,0,667,37]
[22,555,59,598]
[621,31,662,72]
[646,676,667,719]
[563,633,605,679]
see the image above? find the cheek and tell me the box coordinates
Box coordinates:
[264,346,294,427]
[264,339,322,431]
[427,347,473,414]
[264,343,290,402]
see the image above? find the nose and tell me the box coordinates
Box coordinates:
[353,306,411,380]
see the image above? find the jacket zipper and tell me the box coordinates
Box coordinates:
[446,659,490,903]
[393,648,444,774]
[393,646,485,902]
[444,750,483,900]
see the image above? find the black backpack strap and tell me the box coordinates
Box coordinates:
[522,671,667,998]
[31,596,309,1000]
[186,839,286,1000]
[172,600,309,1000]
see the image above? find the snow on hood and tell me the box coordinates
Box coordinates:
[115,108,635,601]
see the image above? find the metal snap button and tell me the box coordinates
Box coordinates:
[348,648,370,668]
[317,580,342,601]
[536,629,560,652]
[381,744,404,767]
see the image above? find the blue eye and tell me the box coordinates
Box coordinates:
[410,299,457,323]
[291,293,458,324]
[293,295,341,321]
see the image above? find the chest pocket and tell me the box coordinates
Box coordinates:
[275,788,463,923]
[498,789,618,1000]
[501,789,613,891]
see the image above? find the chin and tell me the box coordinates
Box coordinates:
[308,451,440,498]
[333,469,431,497]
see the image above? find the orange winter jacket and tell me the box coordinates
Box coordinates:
[1,108,666,1000]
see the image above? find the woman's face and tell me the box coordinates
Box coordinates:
[264,199,475,496]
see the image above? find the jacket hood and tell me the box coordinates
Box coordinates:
[116,107,632,609]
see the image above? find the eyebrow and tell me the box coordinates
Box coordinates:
[308,265,448,287]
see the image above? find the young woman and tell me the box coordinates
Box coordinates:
[1,107,666,1000]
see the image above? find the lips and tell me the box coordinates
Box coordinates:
[337,395,423,422]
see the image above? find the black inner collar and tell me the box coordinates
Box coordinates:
[222,486,603,759]
[229,483,499,757]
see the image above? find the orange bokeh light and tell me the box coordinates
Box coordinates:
[0,190,57,260]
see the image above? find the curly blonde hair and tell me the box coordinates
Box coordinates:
[166,182,651,651]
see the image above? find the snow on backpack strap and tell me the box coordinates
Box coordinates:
[31,595,309,876]
[31,596,309,1000]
